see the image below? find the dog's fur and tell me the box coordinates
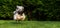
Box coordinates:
[13,6,26,22]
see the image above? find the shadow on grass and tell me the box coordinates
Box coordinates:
[10,22,27,26]
[0,21,26,25]
[10,22,22,24]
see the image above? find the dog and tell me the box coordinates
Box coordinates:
[13,6,26,23]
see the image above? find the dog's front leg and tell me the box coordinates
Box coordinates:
[13,14,18,23]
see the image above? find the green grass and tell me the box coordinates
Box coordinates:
[0,20,60,28]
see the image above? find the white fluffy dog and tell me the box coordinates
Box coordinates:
[13,6,26,23]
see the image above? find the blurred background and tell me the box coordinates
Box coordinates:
[0,0,60,21]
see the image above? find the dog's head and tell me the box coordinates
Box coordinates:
[16,6,24,12]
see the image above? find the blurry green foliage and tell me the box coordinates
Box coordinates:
[0,0,60,21]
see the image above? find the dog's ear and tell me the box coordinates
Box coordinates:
[22,6,24,9]
[17,6,24,9]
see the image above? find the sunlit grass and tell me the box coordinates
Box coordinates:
[0,20,60,28]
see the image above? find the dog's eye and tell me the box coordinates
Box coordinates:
[16,8,18,9]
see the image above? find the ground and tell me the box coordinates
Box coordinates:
[0,20,60,28]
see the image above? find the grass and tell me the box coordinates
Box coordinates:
[0,20,60,28]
